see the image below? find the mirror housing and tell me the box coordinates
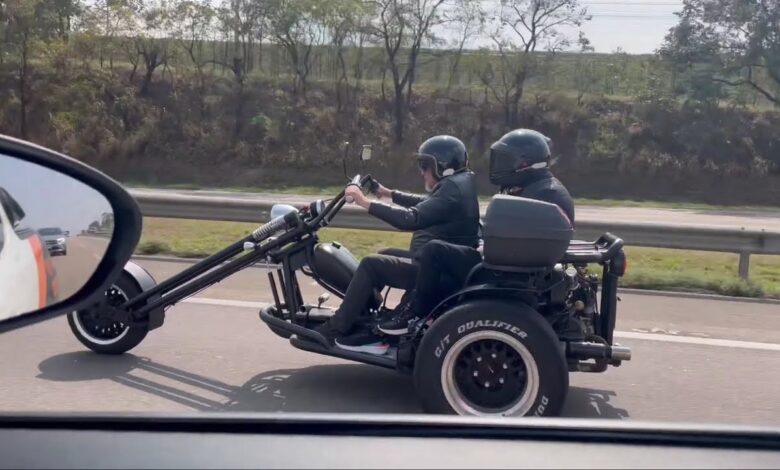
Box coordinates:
[0,134,142,334]
[360,145,373,161]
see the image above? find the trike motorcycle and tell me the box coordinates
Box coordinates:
[69,175,631,417]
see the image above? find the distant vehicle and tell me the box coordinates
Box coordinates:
[0,188,57,320]
[38,227,67,256]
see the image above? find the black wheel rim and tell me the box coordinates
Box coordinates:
[75,286,129,341]
[453,338,529,411]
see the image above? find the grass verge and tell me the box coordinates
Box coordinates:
[138,217,780,299]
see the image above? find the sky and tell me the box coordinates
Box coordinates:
[575,0,684,53]
[445,0,685,55]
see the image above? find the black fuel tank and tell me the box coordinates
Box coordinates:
[310,242,359,294]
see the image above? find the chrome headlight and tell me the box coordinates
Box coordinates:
[270,204,298,220]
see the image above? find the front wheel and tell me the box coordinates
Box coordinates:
[414,300,568,417]
[68,273,149,354]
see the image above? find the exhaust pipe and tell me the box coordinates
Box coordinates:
[567,341,632,362]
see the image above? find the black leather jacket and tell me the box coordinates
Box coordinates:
[506,169,575,224]
[368,170,480,256]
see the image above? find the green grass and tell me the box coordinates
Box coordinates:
[138,217,780,299]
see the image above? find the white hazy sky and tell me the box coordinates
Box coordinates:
[575,0,683,53]
[443,0,684,54]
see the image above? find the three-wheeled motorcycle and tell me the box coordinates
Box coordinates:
[68,174,631,417]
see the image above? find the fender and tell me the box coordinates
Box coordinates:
[428,283,538,320]
[124,260,165,330]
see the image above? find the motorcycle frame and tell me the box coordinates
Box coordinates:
[117,179,365,324]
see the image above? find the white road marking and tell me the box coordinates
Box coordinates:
[182,297,780,353]
[182,297,266,309]
[614,331,780,352]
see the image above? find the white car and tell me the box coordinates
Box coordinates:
[0,187,57,321]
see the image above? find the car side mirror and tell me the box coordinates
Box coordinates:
[0,135,141,333]
[360,145,373,161]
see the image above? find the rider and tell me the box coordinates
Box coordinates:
[316,135,480,354]
[377,128,576,335]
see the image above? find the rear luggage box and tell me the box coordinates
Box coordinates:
[482,195,574,267]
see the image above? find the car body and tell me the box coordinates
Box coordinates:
[0,188,58,321]
[38,227,68,256]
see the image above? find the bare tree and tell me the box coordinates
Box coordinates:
[135,5,170,95]
[371,0,447,142]
[325,0,365,112]
[170,0,215,114]
[444,0,485,94]
[480,0,589,128]
[2,0,68,137]
[267,0,327,97]
[81,0,137,70]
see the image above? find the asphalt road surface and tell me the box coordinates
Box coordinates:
[49,235,109,300]
[1,257,779,426]
[131,188,780,231]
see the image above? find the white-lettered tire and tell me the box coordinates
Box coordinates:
[414,299,568,417]
[68,273,149,354]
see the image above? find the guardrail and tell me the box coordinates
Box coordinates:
[131,190,780,281]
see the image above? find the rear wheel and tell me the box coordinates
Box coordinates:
[414,300,568,417]
[68,273,149,354]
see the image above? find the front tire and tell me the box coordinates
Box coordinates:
[68,273,149,354]
[414,300,568,417]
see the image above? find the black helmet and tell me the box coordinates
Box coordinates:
[489,129,552,187]
[416,135,468,179]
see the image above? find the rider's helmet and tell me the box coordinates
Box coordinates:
[489,129,552,188]
[416,135,468,179]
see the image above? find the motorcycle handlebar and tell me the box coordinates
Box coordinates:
[308,174,373,227]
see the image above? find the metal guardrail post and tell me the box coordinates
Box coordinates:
[739,251,751,281]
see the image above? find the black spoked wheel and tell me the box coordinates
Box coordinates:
[74,285,131,342]
[445,333,539,415]
[68,273,149,355]
[415,299,568,417]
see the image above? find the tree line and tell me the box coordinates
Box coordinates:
[0,0,778,204]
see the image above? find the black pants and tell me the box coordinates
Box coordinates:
[330,253,418,334]
[411,240,482,316]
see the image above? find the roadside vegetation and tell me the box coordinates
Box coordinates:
[1,0,779,205]
[138,218,780,299]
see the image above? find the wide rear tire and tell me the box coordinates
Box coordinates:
[414,299,568,417]
[68,273,149,355]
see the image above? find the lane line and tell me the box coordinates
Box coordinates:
[182,297,780,353]
[613,331,780,352]
[182,297,265,309]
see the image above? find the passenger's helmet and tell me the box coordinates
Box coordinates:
[489,129,552,187]
[416,135,468,179]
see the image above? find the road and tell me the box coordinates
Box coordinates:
[50,235,108,300]
[131,187,780,231]
[1,257,779,426]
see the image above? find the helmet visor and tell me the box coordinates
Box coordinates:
[415,153,437,173]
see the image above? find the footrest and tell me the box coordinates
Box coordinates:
[259,306,330,348]
[290,336,397,370]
